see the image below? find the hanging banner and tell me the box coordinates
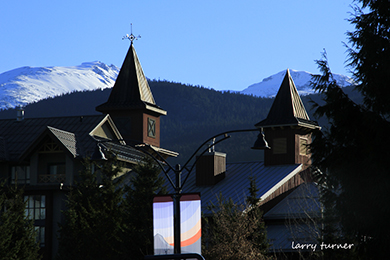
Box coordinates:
[153,193,201,255]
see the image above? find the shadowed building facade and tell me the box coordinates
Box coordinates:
[0,41,176,260]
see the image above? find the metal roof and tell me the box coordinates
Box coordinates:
[264,183,321,252]
[47,126,78,158]
[263,182,320,220]
[96,43,166,116]
[165,161,302,214]
[0,115,105,161]
[0,115,145,163]
[100,140,145,164]
[255,69,319,130]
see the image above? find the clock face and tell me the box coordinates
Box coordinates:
[147,117,156,138]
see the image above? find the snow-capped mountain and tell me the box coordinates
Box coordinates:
[0,61,119,110]
[0,63,354,111]
[241,69,355,98]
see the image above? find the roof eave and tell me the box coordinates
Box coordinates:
[260,164,303,201]
[255,118,321,130]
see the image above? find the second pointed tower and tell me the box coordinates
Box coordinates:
[255,69,320,168]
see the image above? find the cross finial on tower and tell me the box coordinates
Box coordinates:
[122,23,141,43]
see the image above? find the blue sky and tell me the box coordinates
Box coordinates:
[1,0,355,91]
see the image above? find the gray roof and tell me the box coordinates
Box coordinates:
[165,161,302,214]
[0,115,144,163]
[263,182,320,220]
[264,183,321,252]
[0,115,105,161]
[47,126,78,157]
[98,138,146,164]
[255,69,320,130]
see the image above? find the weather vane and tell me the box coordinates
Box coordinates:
[122,23,141,43]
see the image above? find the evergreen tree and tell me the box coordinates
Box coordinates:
[56,154,127,260]
[245,176,269,255]
[310,1,390,258]
[0,183,41,260]
[124,157,167,259]
[203,177,270,260]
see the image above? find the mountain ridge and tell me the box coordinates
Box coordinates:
[240,69,355,97]
[0,62,354,110]
[0,61,118,109]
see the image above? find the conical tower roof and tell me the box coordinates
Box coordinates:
[96,43,166,115]
[255,69,319,129]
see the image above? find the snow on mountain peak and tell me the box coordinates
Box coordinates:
[240,69,355,98]
[0,64,355,111]
[0,61,119,110]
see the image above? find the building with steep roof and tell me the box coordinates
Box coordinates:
[0,114,146,259]
[162,69,321,258]
[0,41,176,260]
[256,69,320,168]
[1,38,321,258]
[96,42,168,150]
[178,69,320,205]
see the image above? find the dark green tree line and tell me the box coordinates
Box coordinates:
[56,155,166,260]
[124,157,167,259]
[56,155,127,260]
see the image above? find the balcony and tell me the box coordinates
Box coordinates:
[38,174,66,183]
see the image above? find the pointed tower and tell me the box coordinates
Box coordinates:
[255,69,320,167]
[96,42,166,147]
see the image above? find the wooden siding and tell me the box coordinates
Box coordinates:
[259,168,311,210]
[196,152,226,186]
[264,127,312,168]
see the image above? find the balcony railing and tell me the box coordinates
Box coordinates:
[38,174,66,183]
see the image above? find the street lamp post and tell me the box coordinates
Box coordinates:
[93,128,269,254]
[133,128,270,254]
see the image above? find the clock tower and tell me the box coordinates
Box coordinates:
[255,69,321,169]
[96,41,166,148]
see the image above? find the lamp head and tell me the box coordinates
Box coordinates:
[251,130,271,150]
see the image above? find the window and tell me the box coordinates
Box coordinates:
[147,117,156,138]
[35,226,45,247]
[39,163,66,183]
[24,195,46,247]
[48,163,65,175]
[273,138,287,154]
[11,166,30,184]
[25,195,46,220]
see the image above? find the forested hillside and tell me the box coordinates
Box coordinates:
[0,80,360,164]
